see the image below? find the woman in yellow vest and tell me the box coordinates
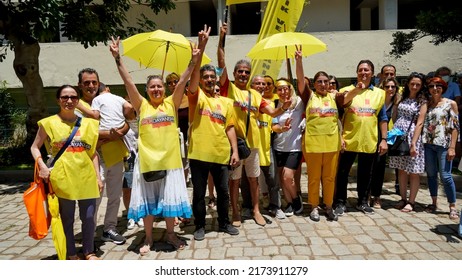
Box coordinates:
[302,71,343,222]
[109,35,201,255]
[31,85,102,260]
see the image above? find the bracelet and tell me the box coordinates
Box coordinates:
[381,138,387,141]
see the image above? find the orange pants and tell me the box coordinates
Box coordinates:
[304,151,339,208]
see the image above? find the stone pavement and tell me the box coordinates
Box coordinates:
[1,164,461,260]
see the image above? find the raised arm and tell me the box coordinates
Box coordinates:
[171,41,202,110]
[189,24,211,94]
[217,22,229,87]
[295,45,311,104]
[109,36,143,113]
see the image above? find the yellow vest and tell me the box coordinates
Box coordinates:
[257,96,277,166]
[304,92,341,153]
[38,115,100,200]
[227,82,265,149]
[188,89,236,165]
[341,85,385,153]
[138,97,182,172]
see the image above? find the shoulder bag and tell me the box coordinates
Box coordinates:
[388,114,415,157]
[23,116,81,240]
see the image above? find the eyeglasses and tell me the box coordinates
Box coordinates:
[202,74,216,80]
[60,95,79,101]
[167,80,178,86]
[385,85,396,89]
[237,70,250,75]
[428,84,443,89]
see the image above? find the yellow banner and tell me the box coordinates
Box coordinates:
[226,0,268,5]
[251,0,305,80]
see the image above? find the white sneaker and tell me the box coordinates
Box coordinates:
[274,209,286,220]
[137,218,144,228]
[127,219,135,230]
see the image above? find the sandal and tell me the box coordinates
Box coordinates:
[232,213,241,227]
[400,202,414,213]
[394,199,407,210]
[166,233,186,250]
[139,243,152,256]
[424,204,437,213]
[449,208,460,220]
[85,253,101,260]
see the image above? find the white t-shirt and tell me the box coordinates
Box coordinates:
[272,96,305,152]
[91,92,126,130]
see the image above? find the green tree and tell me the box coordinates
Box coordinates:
[0,0,175,147]
[390,6,462,58]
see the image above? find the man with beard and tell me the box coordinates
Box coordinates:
[187,25,240,241]
[217,22,291,227]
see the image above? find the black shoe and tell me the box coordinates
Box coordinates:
[356,203,374,215]
[326,208,338,221]
[293,196,304,215]
[284,204,294,217]
[334,203,346,216]
[218,224,239,236]
[101,229,126,245]
[193,227,205,241]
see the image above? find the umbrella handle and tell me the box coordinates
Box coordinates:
[162,41,170,80]
[222,6,228,48]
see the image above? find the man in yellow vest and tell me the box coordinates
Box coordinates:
[218,22,291,227]
[334,60,388,216]
[187,26,240,241]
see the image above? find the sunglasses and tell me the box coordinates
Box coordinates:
[329,82,337,86]
[428,84,443,89]
[59,95,79,101]
[385,85,396,89]
[167,80,178,86]
[237,70,250,75]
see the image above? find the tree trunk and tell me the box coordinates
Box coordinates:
[13,41,49,148]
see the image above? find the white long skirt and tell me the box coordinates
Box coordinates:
[127,157,192,221]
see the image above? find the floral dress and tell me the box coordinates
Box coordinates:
[422,99,460,147]
[389,98,426,174]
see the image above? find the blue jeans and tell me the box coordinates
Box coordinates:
[424,144,456,204]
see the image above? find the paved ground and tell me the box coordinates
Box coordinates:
[1,164,461,260]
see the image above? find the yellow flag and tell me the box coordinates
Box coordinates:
[251,0,305,79]
[226,0,268,5]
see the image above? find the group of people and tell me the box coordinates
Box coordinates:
[29,24,462,260]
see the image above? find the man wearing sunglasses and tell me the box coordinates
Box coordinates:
[218,22,291,227]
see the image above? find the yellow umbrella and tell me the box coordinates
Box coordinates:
[47,192,66,260]
[122,29,211,78]
[246,32,327,60]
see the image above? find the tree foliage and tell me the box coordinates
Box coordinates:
[0,0,175,157]
[390,6,462,58]
[0,0,176,61]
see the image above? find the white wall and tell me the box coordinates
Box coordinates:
[1,29,461,89]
